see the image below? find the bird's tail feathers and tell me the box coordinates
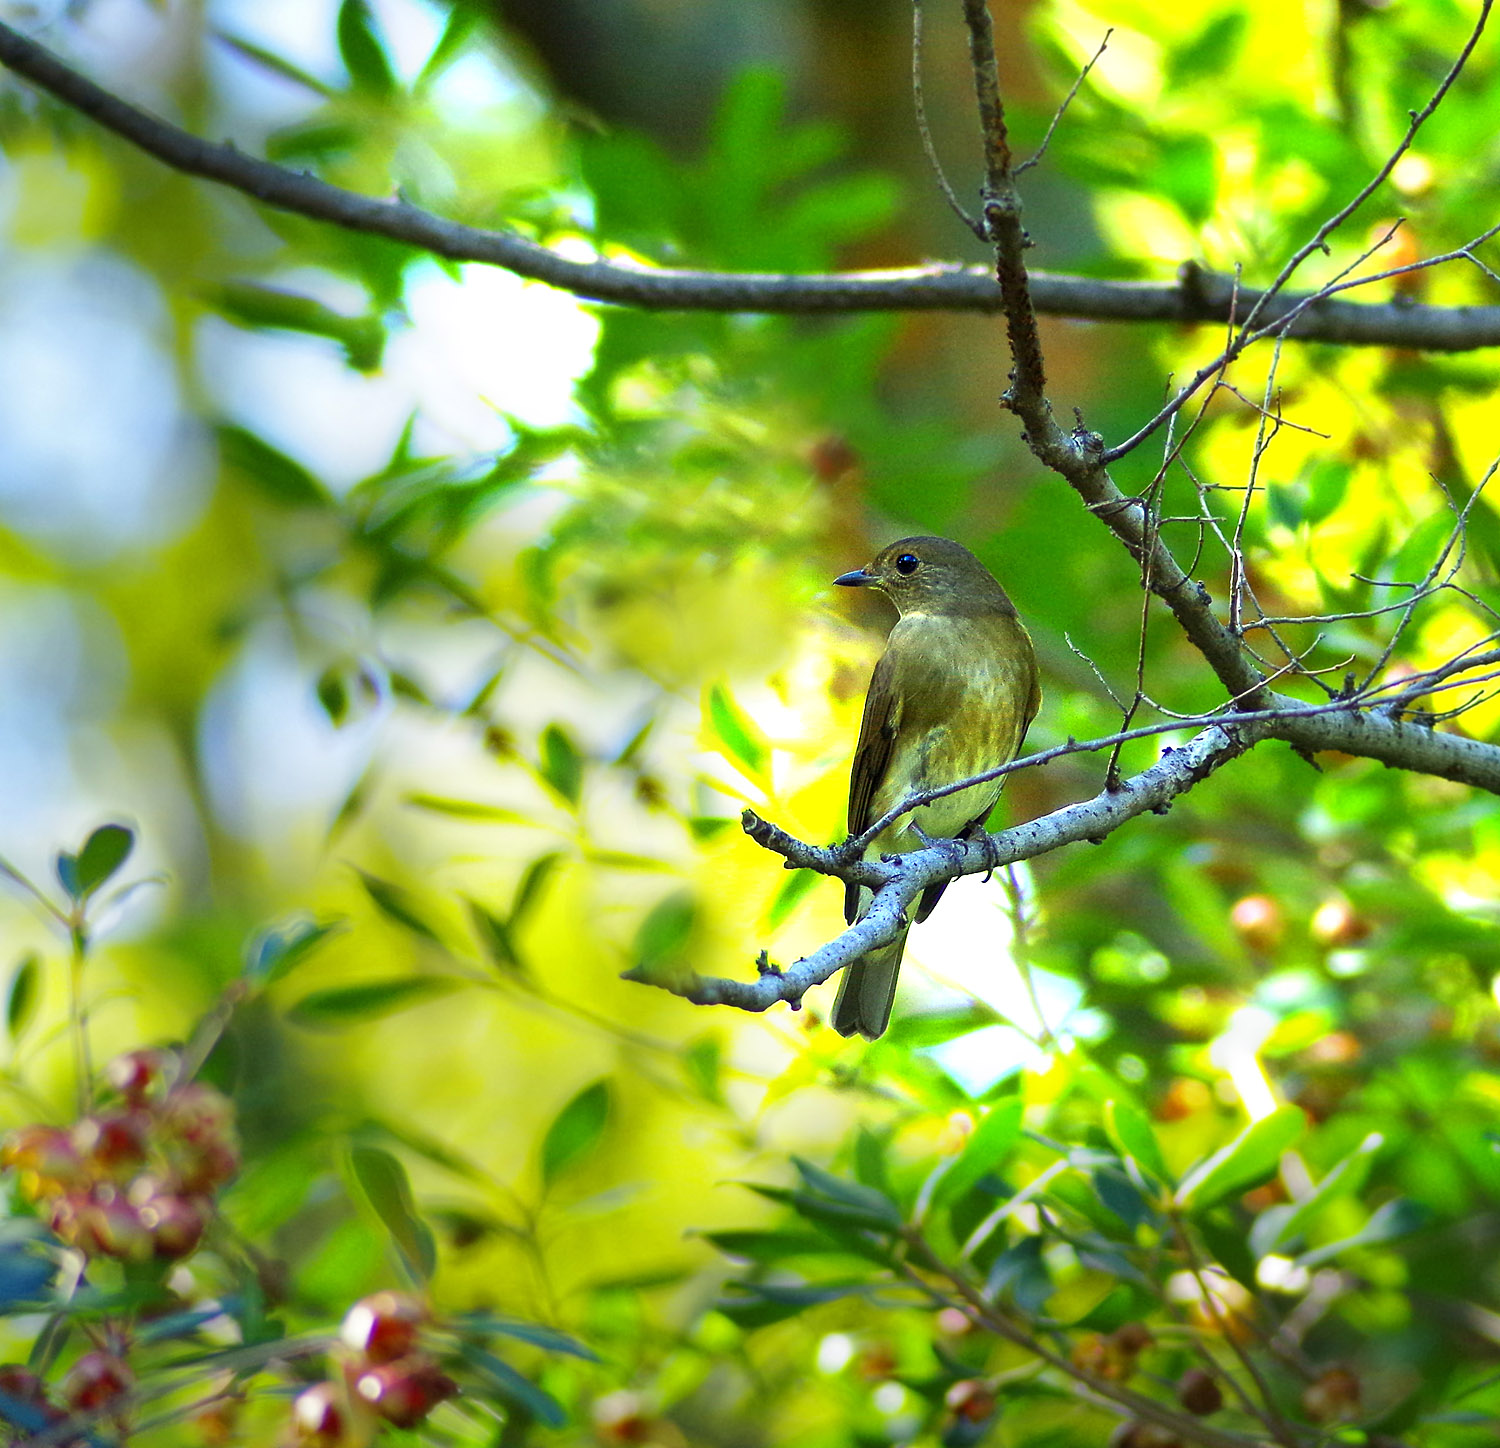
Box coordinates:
[831,923,909,1040]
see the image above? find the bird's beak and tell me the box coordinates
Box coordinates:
[834,567,877,587]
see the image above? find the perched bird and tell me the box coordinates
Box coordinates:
[831,536,1040,1039]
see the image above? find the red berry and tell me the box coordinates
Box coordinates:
[104,1050,171,1106]
[354,1357,456,1428]
[291,1382,344,1445]
[0,1364,48,1403]
[340,1292,427,1363]
[592,1391,654,1443]
[133,1187,211,1260]
[72,1111,150,1177]
[64,1351,132,1412]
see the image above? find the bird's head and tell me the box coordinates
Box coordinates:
[834,536,1015,618]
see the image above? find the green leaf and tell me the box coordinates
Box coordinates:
[766,868,819,930]
[59,824,134,901]
[316,666,349,726]
[538,724,584,806]
[354,868,443,943]
[211,29,334,95]
[404,794,531,824]
[1252,1130,1383,1257]
[1105,1099,1170,1186]
[541,1079,611,1188]
[217,425,331,509]
[706,684,769,780]
[454,1341,566,1426]
[211,282,384,372]
[1174,1106,1305,1212]
[287,977,461,1028]
[1165,10,1249,86]
[337,0,397,96]
[701,1228,835,1263]
[244,916,343,988]
[5,953,39,1042]
[683,1033,724,1105]
[633,892,697,976]
[933,1096,1025,1211]
[348,1144,436,1281]
[512,852,563,924]
[467,898,522,973]
[1297,1197,1426,1267]
[415,3,479,90]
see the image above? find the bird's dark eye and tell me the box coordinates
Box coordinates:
[895,553,920,575]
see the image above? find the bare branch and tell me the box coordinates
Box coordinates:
[0,20,1497,346]
[1015,28,1113,178]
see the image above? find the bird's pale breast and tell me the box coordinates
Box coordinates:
[869,611,1034,856]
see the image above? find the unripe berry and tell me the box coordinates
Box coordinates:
[1302,1367,1360,1422]
[1176,1368,1223,1416]
[2,1125,85,1200]
[1230,894,1284,953]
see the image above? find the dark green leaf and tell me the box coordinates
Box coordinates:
[416,4,479,89]
[67,824,134,900]
[715,1280,867,1330]
[316,666,349,726]
[633,892,697,976]
[349,1144,437,1281]
[211,282,384,372]
[1252,1130,1382,1256]
[5,953,39,1042]
[244,916,343,989]
[541,1080,611,1188]
[287,977,461,1028]
[512,852,563,924]
[467,898,522,973]
[455,1341,566,1426]
[217,425,331,509]
[706,684,768,780]
[1175,1106,1305,1212]
[683,1033,724,1104]
[453,1313,599,1361]
[1165,10,1249,85]
[766,868,819,930]
[789,1158,901,1231]
[538,724,584,806]
[354,868,443,943]
[337,0,397,95]
[700,1229,835,1263]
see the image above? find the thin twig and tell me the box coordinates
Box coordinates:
[911,0,986,239]
[1015,28,1112,177]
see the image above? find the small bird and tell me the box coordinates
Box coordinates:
[831,536,1040,1040]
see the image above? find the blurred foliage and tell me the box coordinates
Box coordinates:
[0,0,1499,1444]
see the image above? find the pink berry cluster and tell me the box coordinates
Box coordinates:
[1,1050,238,1263]
[292,1292,457,1443]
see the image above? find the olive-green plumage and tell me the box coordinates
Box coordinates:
[832,536,1040,1040]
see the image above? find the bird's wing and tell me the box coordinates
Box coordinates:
[844,647,903,924]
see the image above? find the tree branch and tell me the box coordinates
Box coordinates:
[624,724,1251,1013]
[0,20,1498,348]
